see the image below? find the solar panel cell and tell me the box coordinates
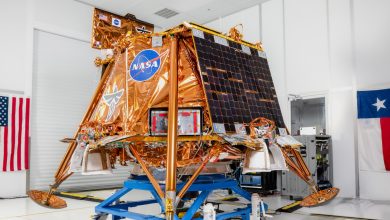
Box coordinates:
[193,32,286,132]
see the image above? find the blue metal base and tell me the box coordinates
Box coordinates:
[95,174,267,220]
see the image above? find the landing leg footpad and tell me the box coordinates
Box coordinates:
[28,190,67,209]
[300,187,339,207]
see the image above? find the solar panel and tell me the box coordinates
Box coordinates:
[193,31,285,133]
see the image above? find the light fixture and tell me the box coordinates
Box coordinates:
[288,94,302,101]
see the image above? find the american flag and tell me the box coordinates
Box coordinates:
[0,96,30,172]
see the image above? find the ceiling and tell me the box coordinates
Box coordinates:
[75,0,269,30]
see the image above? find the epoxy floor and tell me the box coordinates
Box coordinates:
[0,189,388,220]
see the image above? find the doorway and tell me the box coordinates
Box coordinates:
[290,97,326,136]
[30,30,130,191]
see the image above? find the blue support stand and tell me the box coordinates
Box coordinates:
[95,174,267,220]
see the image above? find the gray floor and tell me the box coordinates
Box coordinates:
[0,189,388,219]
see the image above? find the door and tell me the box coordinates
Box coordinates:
[290,97,326,136]
[30,30,130,191]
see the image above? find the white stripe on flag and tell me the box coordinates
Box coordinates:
[21,98,26,170]
[14,98,19,171]
[358,118,386,172]
[24,98,30,170]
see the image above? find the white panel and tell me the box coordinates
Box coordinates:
[30,30,130,191]
[284,0,329,94]
[354,0,390,89]
[261,0,289,128]
[0,0,28,198]
[360,171,390,200]
[34,0,93,40]
[328,0,353,89]
[354,0,390,200]
[161,0,212,12]
[0,0,27,92]
[329,90,356,198]
[0,172,26,197]
[327,0,356,198]
[262,0,359,198]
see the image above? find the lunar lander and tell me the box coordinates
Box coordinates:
[28,9,339,219]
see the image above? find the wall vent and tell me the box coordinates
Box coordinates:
[154,8,179,19]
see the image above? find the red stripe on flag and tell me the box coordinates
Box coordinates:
[380,117,390,171]
[10,97,16,171]
[3,127,8,172]
[17,98,23,170]
[24,98,30,170]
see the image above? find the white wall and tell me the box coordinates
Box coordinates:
[204,1,356,198]
[262,0,390,200]
[261,0,289,127]
[0,1,29,93]
[262,0,357,198]
[353,0,390,200]
[205,5,261,43]
[205,1,359,198]
[0,0,96,197]
[0,1,29,198]
[354,0,390,89]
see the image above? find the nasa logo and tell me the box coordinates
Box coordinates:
[111,18,121,27]
[129,49,161,82]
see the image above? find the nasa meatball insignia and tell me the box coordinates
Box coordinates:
[129,49,162,82]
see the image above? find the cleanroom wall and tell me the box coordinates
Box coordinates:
[0,0,30,198]
[353,0,390,200]
[262,0,390,200]
[206,0,364,198]
[262,0,356,198]
[205,5,261,44]
[0,0,100,197]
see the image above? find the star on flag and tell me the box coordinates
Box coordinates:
[372,98,386,111]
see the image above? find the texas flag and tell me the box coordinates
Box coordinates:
[358,88,390,172]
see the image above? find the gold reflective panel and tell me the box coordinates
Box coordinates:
[89,53,127,125]
[86,35,210,136]
[92,8,154,49]
[28,190,67,209]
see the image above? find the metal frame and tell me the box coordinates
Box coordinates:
[30,28,266,216]
[95,175,267,220]
[148,107,203,136]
